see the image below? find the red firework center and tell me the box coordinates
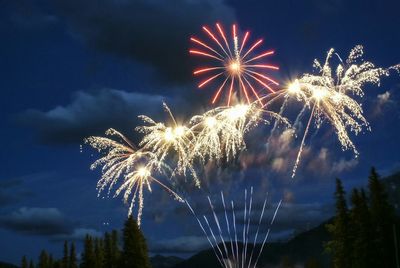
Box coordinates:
[190,23,279,106]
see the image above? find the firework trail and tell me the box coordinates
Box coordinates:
[190,23,279,106]
[186,188,281,268]
[291,103,316,178]
[186,200,226,267]
[253,199,281,268]
[85,128,183,226]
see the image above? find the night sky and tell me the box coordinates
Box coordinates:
[1,0,400,265]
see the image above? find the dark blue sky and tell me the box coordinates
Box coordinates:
[1,0,400,265]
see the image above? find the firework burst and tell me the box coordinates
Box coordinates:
[190,23,279,106]
[189,110,224,163]
[190,103,290,163]
[85,128,183,226]
[136,103,200,186]
[274,45,399,177]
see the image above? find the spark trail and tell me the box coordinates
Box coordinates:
[187,188,281,268]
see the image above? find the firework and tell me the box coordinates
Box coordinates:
[133,101,287,187]
[85,128,183,226]
[190,103,289,163]
[279,45,399,177]
[189,109,224,163]
[190,104,254,162]
[190,23,279,106]
[136,103,200,185]
[216,103,287,161]
[186,188,281,268]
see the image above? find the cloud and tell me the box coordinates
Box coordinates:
[52,228,103,241]
[378,91,391,104]
[331,158,358,173]
[239,129,297,174]
[271,202,332,230]
[1,1,58,30]
[373,90,395,115]
[306,147,330,174]
[0,207,101,240]
[0,179,33,207]
[16,89,173,144]
[0,207,71,236]
[54,0,235,84]
[0,179,21,207]
[307,147,359,175]
[150,235,209,254]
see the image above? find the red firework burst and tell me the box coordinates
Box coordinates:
[190,23,279,106]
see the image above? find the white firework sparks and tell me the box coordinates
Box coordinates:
[136,102,199,185]
[190,103,289,163]
[85,128,183,226]
[284,45,399,177]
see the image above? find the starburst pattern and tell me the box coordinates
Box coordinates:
[190,23,279,106]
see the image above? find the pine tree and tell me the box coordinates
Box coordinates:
[368,167,396,267]
[103,231,120,268]
[325,178,352,268]
[280,255,295,268]
[69,242,78,268]
[62,241,69,268]
[48,254,54,268]
[29,260,35,268]
[103,232,112,268]
[350,189,373,268]
[38,250,49,268]
[111,230,120,266]
[103,230,121,268]
[53,260,61,268]
[304,257,321,268]
[80,235,95,268]
[120,216,151,268]
[94,238,104,268]
[22,256,28,268]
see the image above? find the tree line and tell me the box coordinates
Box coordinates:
[21,216,151,268]
[326,167,399,268]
